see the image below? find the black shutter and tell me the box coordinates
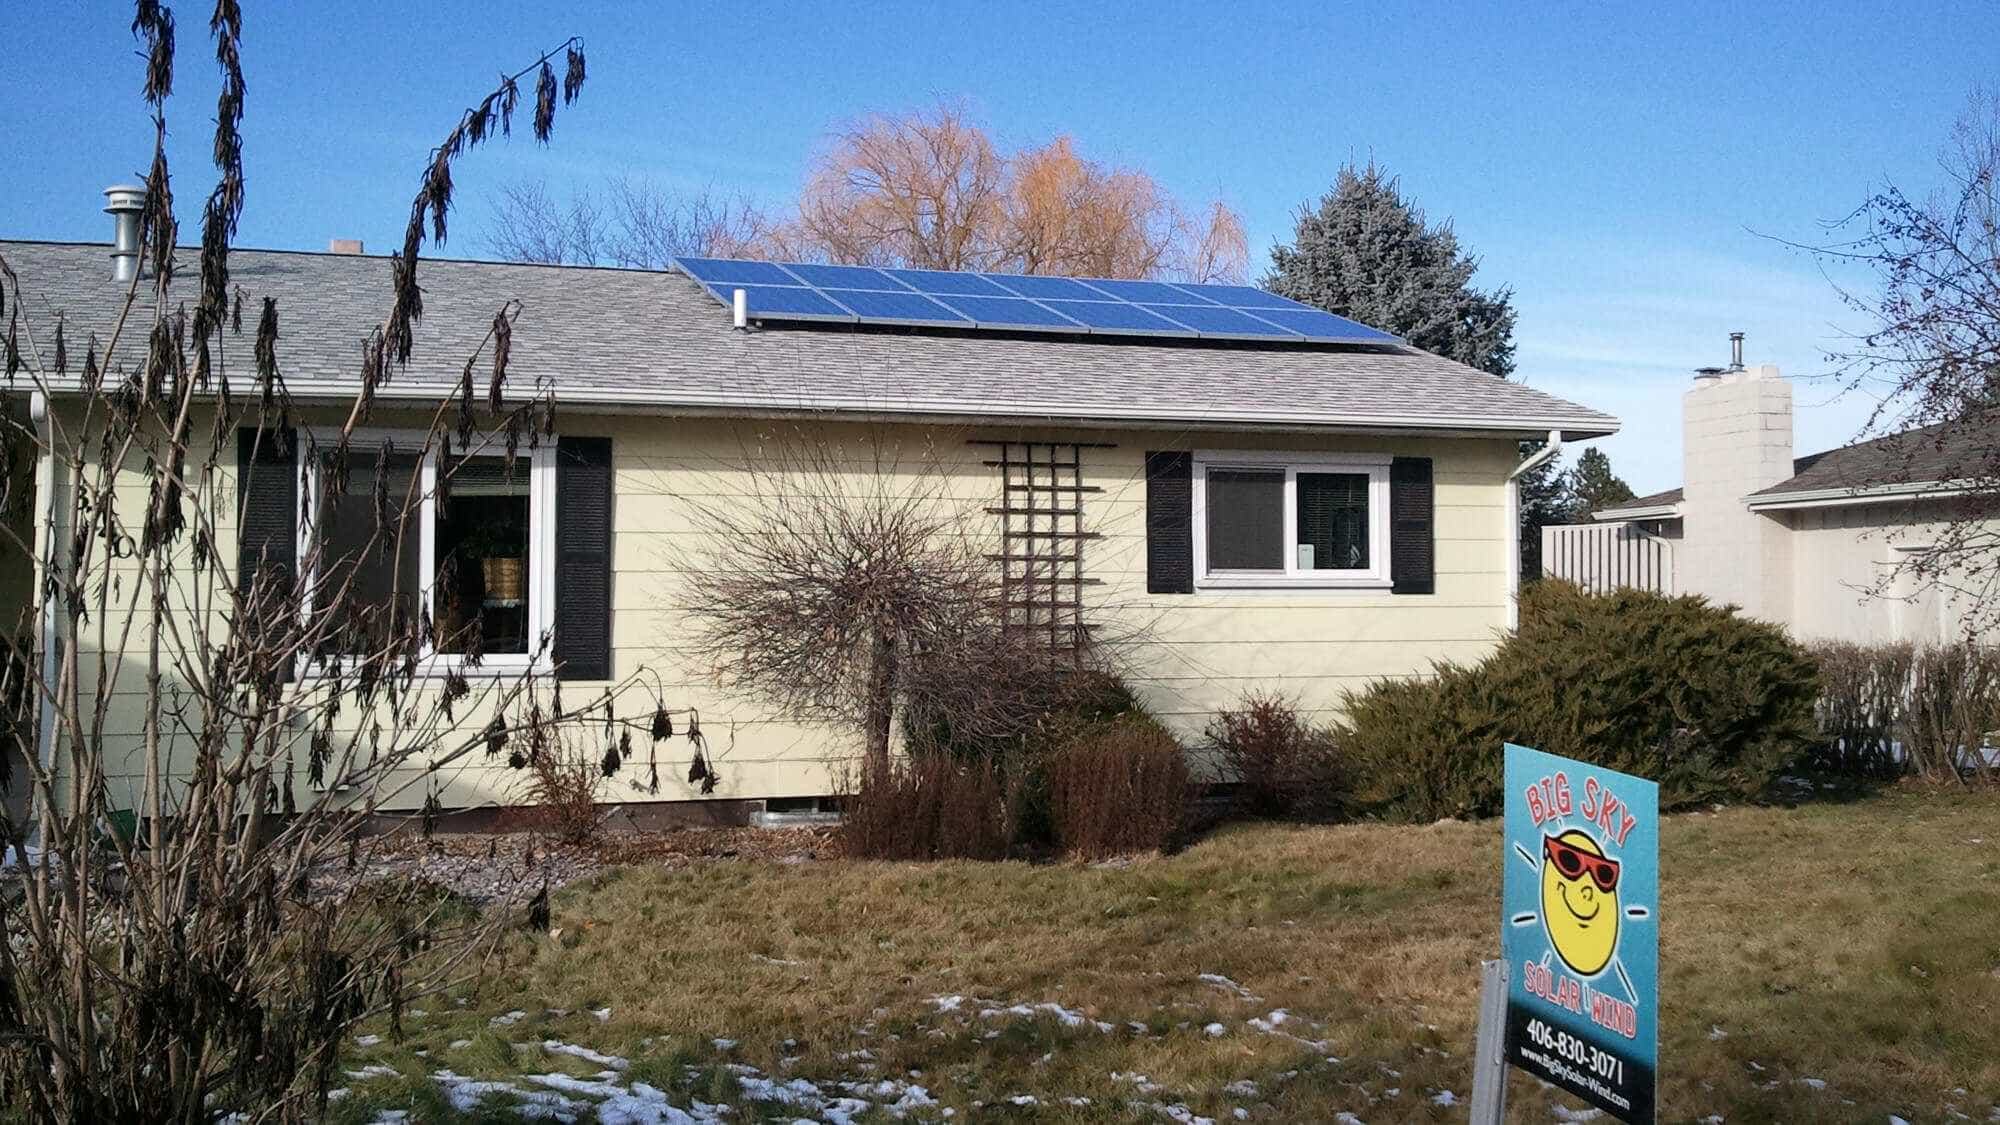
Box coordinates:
[1144,451,1193,595]
[237,426,298,679]
[1390,456,1435,595]
[554,436,614,681]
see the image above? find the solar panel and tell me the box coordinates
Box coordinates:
[713,284,854,321]
[678,257,802,286]
[1141,304,1301,339]
[930,295,1085,331]
[821,288,970,325]
[784,263,911,290]
[981,274,1108,301]
[1168,282,1304,311]
[1079,278,1219,305]
[670,256,1404,345]
[1036,300,1195,335]
[1244,307,1401,344]
[887,268,1015,297]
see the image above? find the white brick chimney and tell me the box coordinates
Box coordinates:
[1679,335,1794,619]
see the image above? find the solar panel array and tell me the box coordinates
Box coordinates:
[672,256,1401,345]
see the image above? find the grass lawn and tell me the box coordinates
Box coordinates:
[333,788,2000,1123]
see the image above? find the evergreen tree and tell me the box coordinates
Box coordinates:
[1566,447,1636,519]
[1266,162,1546,570]
[1266,161,1516,378]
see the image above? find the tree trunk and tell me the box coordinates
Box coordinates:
[863,626,898,773]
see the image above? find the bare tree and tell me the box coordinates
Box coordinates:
[0,10,685,1119]
[484,175,771,267]
[672,429,1137,773]
[1813,88,2000,635]
[782,101,1249,281]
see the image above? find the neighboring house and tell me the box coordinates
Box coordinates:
[1544,340,1988,643]
[0,210,1616,818]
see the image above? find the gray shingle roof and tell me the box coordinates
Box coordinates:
[0,240,1618,436]
[1594,487,1683,517]
[1749,422,1989,498]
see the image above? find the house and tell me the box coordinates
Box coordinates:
[0,200,1616,820]
[1543,336,1990,643]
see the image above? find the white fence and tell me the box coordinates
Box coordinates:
[1540,523,1677,594]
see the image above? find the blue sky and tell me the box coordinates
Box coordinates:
[7,2,1996,491]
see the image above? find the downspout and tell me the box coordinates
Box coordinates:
[1506,429,1563,631]
[28,391,57,848]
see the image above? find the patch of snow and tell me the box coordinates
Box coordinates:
[344,1065,400,1080]
[1800,1077,1827,1090]
[1708,1025,1728,1040]
[712,1038,737,1051]
[353,1034,382,1047]
[1432,1089,1459,1105]
[491,1009,529,1027]
[1223,1080,1260,1098]
[1203,1022,1229,1037]
[591,1007,613,1022]
[542,1039,631,1070]
[1199,972,1262,1002]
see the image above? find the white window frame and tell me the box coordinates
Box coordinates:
[296,427,559,676]
[1190,450,1393,590]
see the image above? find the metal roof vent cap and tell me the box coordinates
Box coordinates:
[104,183,147,283]
[1728,331,1745,371]
[1693,365,1725,384]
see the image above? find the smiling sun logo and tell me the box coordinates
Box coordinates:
[1540,829,1621,975]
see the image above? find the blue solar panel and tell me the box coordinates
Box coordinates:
[929,295,1084,330]
[673,255,1405,344]
[888,268,1015,297]
[784,263,911,290]
[1080,278,1220,305]
[678,257,802,286]
[718,284,854,320]
[1168,283,1306,311]
[1244,307,1401,343]
[822,288,970,324]
[981,274,1108,301]
[1037,300,1195,334]
[1142,304,1300,338]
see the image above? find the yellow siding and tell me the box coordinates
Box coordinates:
[46,406,1520,812]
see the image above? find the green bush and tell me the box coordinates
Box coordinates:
[1342,581,1821,821]
[1045,715,1190,858]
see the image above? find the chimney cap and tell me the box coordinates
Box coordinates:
[103,183,146,213]
[327,238,365,255]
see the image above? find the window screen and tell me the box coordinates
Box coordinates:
[317,452,422,646]
[435,456,533,655]
[1205,468,1284,570]
[1297,472,1369,570]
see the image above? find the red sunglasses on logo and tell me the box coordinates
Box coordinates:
[1544,834,1621,892]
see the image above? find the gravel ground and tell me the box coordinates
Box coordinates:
[309,825,836,905]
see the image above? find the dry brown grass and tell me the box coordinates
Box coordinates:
[334,788,2000,1123]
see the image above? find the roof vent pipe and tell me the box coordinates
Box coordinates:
[1729,331,1745,371]
[732,288,748,330]
[104,183,147,283]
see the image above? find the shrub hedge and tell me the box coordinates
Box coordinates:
[1341,581,1821,821]
[1045,715,1190,858]
[1809,640,2000,782]
[1203,690,1349,821]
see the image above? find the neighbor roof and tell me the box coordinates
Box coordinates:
[0,241,1618,438]
[1591,423,1986,521]
[1592,487,1683,520]
[1748,422,1983,501]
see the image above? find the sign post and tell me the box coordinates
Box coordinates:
[1486,743,1659,1122]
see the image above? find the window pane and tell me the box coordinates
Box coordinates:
[1297,472,1369,570]
[1206,469,1284,570]
[317,452,422,649]
[435,455,532,655]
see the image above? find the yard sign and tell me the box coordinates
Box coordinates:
[1501,743,1658,1122]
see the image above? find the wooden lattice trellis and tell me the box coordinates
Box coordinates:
[973,440,1114,656]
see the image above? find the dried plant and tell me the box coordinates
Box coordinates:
[674,428,1147,775]
[1204,690,1351,822]
[1045,716,1189,859]
[0,9,687,1120]
[838,753,1014,861]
